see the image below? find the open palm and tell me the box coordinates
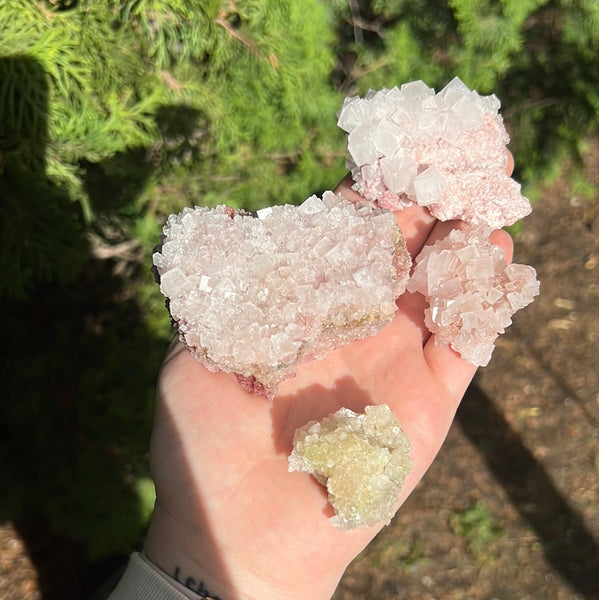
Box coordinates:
[145,175,513,600]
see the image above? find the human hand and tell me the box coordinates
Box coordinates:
[144,175,514,600]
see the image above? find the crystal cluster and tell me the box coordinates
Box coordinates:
[407,227,540,366]
[153,191,411,396]
[337,77,531,228]
[289,404,412,529]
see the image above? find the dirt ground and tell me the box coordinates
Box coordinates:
[1,145,598,599]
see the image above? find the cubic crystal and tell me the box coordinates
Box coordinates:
[289,404,412,529]
[153,192,411,397]
[407,226,540,366]
[337,78,531,228]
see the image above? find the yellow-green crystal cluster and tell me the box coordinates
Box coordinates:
[289,404,412,529]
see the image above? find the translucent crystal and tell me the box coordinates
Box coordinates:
[336,78,531,228]
[154,192,411,397]
[413,166,445,206]
[289,404,412,529]
[407,226,540,366]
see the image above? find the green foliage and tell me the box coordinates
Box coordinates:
[450,501,505,560]
[499,0,599,182]
[447,0,546,89]
[0,0,344,297]
[329,0,547,90]
[3,0,599,298]
[327,0,599,184]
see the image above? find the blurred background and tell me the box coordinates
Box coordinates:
[1,1,597,598]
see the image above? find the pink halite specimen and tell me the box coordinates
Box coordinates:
[337,78,532,228]
[153,191,411,397]
[407,227,540,366]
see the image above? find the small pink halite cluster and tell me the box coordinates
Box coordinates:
[407,227,539,366]
[338,78,531,228]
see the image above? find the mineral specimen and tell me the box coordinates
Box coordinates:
[288,404,412,529]
[337,77,531,228]
[407,226,540,366]
[153,191,411,397]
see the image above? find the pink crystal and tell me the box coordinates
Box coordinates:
[337,78,531,228]
[407,226,540,366]
[153,192,411,397]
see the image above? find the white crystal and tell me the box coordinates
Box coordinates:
[289,404,412,529]
[440,76,471,96]
[380,152,417,194]
[400,80,434,98]
[198,274,213,292]
[372,119,405,156]
[336,96,366,133]
[299,194,326,214]
[256,206,273,219]
[407,226,540,366]
[154,193,412,397]
[338,79,532,228]
[159,267,189,298]
[347,123,379,166]
[413,166,446,206]
[450,92,484,129]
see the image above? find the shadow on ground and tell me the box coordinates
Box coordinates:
[458,382,599,598]
[0,257,166,598]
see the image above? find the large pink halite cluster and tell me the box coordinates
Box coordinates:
[153,192,411,397]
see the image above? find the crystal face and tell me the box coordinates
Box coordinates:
[153,191,411,397]
[289,404,413,529]
[407,226,540,366]
[337,77,532,228]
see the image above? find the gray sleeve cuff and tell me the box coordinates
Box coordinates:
[108,553,197,600]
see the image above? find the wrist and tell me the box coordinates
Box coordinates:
[145,505,230,600]
[139,553,221,600]
[144,502,343,600]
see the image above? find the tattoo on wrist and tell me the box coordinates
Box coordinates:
[173,566,223,599]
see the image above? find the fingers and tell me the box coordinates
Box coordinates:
[334,147,515,258]
[414,216,514,256]
[490,227,514,262]
[331,173,363,204]
[507,150,514,176]
[422,339,478,401]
